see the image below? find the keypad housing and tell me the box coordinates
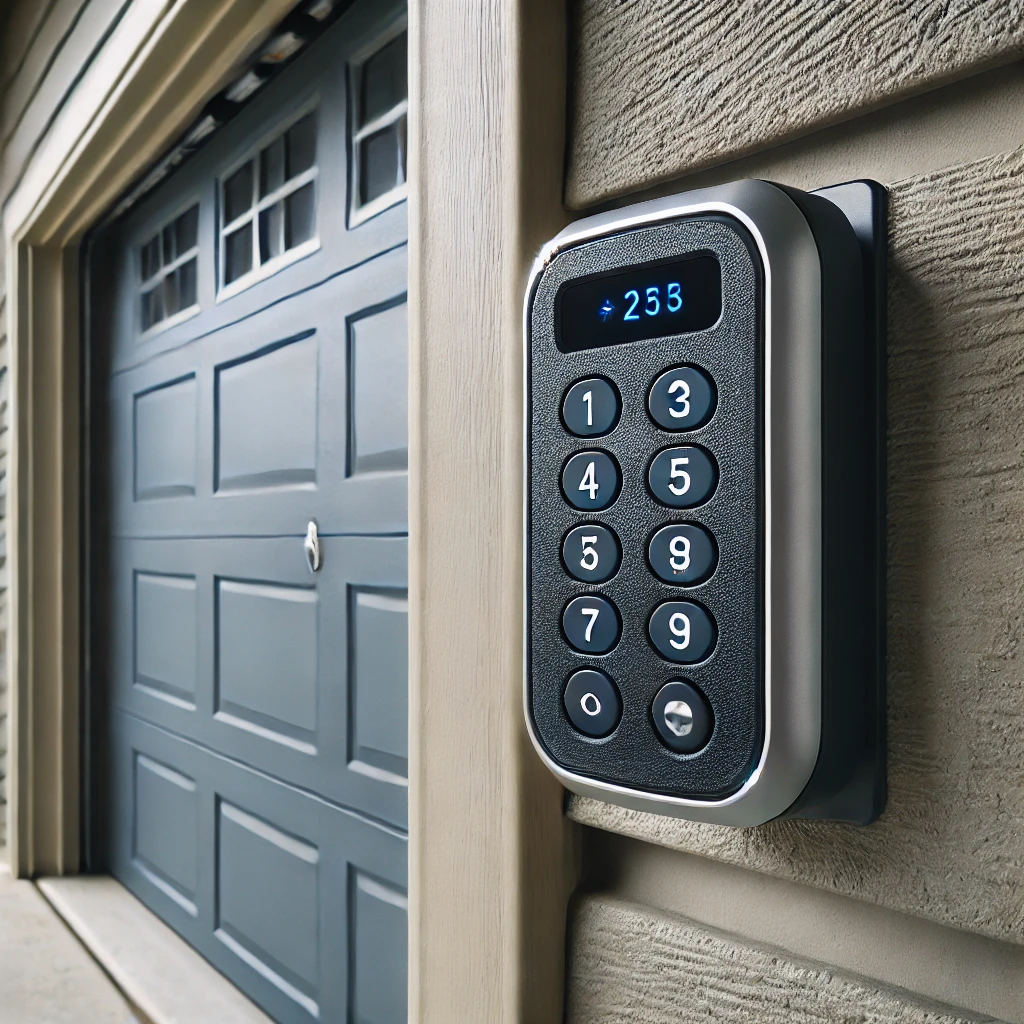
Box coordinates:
[527,216,763,799]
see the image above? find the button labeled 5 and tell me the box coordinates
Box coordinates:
[562,450,621,511]
[648,446,717,508]
[562,524,621,583]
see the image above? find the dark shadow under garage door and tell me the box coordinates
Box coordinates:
[85,3,409,1021]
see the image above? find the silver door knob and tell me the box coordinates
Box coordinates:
[304,521,321,573]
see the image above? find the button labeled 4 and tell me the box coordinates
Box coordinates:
[562,450,621,511]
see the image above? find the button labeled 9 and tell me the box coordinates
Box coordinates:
[563,524,621,584]
[649,600,716,663]
[648,523,717,585]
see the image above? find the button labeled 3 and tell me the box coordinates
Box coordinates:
[648,365,716,431]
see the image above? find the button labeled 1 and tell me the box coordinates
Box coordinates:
[563,524,621,583]
[648,365,716,431]
[648,523,717,585]
[562,450,621,511]
[564,668,621,737]
[563,595,621,654]
[648,446,717,508]
[649,600,716,663]
[563,377,621,437]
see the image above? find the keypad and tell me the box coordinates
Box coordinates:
[553,367,725,745]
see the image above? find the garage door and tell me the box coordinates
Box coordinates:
[85,4,408,1022]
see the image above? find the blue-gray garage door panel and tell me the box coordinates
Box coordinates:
[105,535,408,829]
[103,252,409,540]
[110,714,407,1024]
[89,2,410,1021]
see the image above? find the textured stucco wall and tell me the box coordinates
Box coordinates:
[568,896,986,1024]
[565,5,1024,1021]
[571,142,1024,946]
[567,0,1024,207]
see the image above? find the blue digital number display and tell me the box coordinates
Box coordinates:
[557,254,721,351]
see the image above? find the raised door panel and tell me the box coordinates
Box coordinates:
[105,247,408,539]
[106,535,408,829]
[110,715,407,1024]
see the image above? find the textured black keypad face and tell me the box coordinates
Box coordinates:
[527,216,764,799]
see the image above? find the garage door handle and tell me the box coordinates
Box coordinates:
[304,521,321,573]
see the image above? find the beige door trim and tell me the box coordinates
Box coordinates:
[408,1,576,1020]
[5,0,296,878]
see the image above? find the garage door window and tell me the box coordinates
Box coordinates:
[139,204,199,334]
[349,25,407,226]
[219,109,319,296]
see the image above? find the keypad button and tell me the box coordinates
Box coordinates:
[562,377,621,437]
[648,446,717,508]
[648,523,717,586]
[648,600,717,663]
[652,680,713,753]
[562,524,621,584]
[563,594,621,654]
[648,365,716,431]
[562,450,621,511]
[564,669,622,738]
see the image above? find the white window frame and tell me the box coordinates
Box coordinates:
[348,14,409,228]
[135,195,202,341]
[216,97,322,303]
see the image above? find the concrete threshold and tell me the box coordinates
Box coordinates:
[0,863,138,1024]
[37,875,273,1024]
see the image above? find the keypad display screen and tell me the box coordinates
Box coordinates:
[557,254,722,352]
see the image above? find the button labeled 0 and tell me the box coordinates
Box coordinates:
[564,668,622,737]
